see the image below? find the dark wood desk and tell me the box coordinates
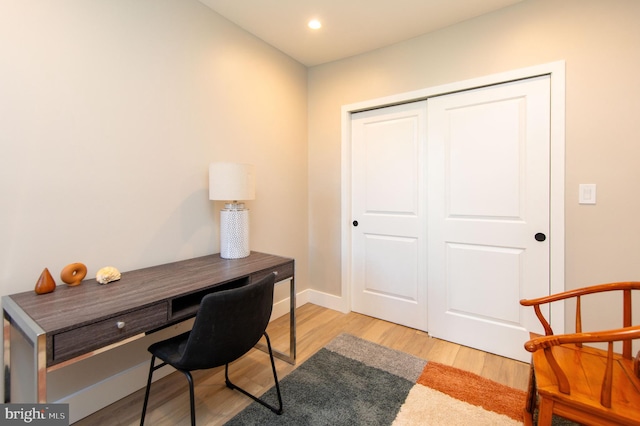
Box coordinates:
[3,251,295,403]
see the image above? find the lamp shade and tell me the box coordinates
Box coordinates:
[209,162,256,201]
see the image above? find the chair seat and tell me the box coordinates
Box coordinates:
[148,331,190,369]
[532,337,640,426]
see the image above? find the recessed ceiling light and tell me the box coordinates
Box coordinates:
[308,19,322,30]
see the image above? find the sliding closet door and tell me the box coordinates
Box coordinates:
[350,101,428,331]
[426,76,551,362]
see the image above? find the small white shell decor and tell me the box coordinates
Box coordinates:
[96,266,121,284]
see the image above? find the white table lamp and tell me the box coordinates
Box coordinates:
[209,162,255,259]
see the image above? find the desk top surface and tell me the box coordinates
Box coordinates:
[5,251,293,334]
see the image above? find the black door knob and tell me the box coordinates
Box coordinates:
[535,233,546,242]
[353,220,359,227]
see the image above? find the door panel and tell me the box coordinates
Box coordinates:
[364,235,417,300]
[351,101,427,331]
[447,243,522,323]
[427,76,550,362]
[448,99,522,217]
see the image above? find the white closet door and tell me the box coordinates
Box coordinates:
[427,76,550,362]
[350,101,428,331]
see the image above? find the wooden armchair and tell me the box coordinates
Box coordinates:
[520,282,640,426]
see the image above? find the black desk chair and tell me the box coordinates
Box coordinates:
[140,272,283,425]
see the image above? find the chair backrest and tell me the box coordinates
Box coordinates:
[176,272,276,370]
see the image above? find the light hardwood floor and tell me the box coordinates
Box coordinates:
[74,303,530,425]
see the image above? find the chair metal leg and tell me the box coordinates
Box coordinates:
[183,370,196,426]
[141,355,157,426]
[140,355,169,426]
[225,332,283,415]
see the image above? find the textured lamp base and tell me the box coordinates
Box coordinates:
[220,206,250,259]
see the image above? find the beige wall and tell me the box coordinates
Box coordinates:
[3,0,640,418]
[308,0,640,330]
[0,0,307,416]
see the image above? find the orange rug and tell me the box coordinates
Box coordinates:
[408,362,527,422]
[392,360,527,425]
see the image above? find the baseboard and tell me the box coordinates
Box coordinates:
[272,288,349,317]
[308,289,349,313]
[270,287,310,319]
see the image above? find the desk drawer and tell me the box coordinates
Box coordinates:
[52,303,168,364]
[251,261,294,284]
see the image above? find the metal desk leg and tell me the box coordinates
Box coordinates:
[257,276,296,365]
[3,310,11,403]
[3,297,48,403]
[288,276,296,362]
[35,333,47,402]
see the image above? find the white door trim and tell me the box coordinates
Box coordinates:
[340,61,565,334]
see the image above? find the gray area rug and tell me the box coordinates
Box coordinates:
[224,334,423,425]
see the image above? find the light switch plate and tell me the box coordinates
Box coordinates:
[579,184,596,204]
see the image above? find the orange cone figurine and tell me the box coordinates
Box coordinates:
[35,268,56,295]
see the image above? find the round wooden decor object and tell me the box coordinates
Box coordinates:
[60,262,87,286]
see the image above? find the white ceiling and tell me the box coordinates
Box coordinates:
[198,0,524,67]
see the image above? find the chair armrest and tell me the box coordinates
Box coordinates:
[520,282,640,338]
[524,325,640,353]
[520,282,640,307]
